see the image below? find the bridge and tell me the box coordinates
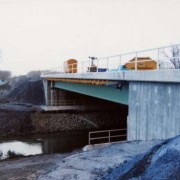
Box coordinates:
[41,44,180,141]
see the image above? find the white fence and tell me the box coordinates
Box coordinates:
[89,129,127,145]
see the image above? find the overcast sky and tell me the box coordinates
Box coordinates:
[0,0,180,75]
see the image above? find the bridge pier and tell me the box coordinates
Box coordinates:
[43,80,49,105]
[43,80,60,106]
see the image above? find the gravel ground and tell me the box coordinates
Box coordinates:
[105,135,180,180]
[38,140,161,180]
[0,154,68,180]
[0,136,179,180]
[0,140,160,180]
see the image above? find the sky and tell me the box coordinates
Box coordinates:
[0,0,180,75]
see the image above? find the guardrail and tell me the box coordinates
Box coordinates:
[89,128,127,145]
[42,44,180,76]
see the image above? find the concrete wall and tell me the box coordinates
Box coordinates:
[128,81,180,141]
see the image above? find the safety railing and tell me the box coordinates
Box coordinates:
[42,44,180,76]
[89,128,127,145]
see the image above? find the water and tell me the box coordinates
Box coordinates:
[0,131,88,160]
[0,141,42,159]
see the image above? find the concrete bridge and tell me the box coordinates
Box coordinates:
[41,44,180,141]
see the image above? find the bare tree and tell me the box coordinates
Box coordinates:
[163,45,180,69]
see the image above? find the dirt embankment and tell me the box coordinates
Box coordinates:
[5,77,45,105]
[0,105,34,136]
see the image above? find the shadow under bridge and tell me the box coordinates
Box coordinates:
[53,81,129,105]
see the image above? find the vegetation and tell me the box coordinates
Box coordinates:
[0,151,2,159]
[164,45,180,69]
[6,150,24,159]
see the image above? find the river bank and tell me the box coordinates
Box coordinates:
[0,139,160,180]
[0,131,89,160]
[0,153,69,180]
[0,134,179,179]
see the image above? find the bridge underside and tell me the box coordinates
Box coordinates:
[42,70,180,141]
[53,81,128,105]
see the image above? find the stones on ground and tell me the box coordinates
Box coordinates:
[104,135,180,180]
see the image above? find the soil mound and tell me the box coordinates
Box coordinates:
[6,77,45,105]
[104,135,180,180]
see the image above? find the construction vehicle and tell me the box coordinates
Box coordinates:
[64,59,77,73]
[124,57,157,70]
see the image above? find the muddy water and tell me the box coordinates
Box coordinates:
[0,131,88,160]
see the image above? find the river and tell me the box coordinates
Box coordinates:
[0,131,88,160]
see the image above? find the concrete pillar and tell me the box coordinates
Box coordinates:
[43,80,49,106]
[50,81,54,106]
[43,80,53,106]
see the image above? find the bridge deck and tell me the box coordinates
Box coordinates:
[42,70,180,83]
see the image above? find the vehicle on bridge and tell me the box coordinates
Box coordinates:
[64,59,78,73]
[124,57,157,70]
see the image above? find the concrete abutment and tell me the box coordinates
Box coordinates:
[128,81,180,141]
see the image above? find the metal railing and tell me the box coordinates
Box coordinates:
[42,44,180,76]
[89,128,127,145]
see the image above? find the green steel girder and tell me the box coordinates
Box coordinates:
[54,81,129,105]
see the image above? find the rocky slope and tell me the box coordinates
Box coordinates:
[0,105,34,136]
[104,135,180,180]
[0,104,126,136]
[32,110,126,133]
